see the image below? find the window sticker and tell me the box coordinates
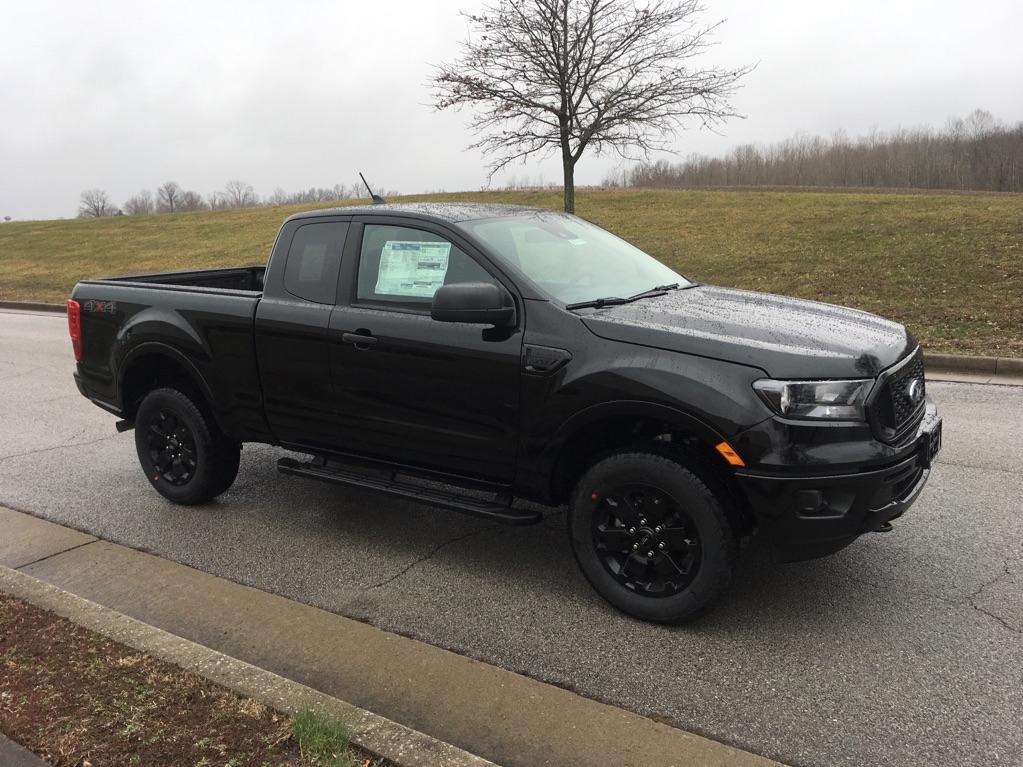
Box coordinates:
[375,240,451,297]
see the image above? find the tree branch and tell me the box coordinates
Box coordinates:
[430,0,751,209]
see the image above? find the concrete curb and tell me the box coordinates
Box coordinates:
[0,565,497,767]
[0,301,65,313]
[923,352,1023,377]
[924,352,995,373]
[0,735,49,767]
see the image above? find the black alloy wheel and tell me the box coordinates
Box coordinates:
[568,451,736,623]
[146,409,198,486]
[134,387,240,505]
[592,484,701,597]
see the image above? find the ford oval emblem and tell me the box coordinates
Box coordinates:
[906,377,924,406]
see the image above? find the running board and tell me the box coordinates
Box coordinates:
[276,457,541,526]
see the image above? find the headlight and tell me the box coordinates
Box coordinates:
[753,379,873,420]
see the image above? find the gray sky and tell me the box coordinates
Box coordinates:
[2,0,1021,220]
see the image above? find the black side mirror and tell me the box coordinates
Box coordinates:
[431,282,515,327]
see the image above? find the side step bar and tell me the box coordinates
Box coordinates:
[277,457,541,526]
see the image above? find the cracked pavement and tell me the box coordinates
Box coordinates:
[1,308,1021,767]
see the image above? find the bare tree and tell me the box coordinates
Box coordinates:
[78,189,113,218]
[223,180,256,208]
[123,189,155,215]
[267,187,289,206]
[625,110,1023,192]
[207,192,229,211]
[157,181,183,213]
[177,190,207,212]
[3,216,11,222]
[432,0,750,212]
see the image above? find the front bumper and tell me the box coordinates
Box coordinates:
[735,403,942,560]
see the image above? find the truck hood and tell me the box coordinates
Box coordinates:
[581,285,914,379]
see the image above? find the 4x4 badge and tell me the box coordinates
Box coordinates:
[83,299,116,314]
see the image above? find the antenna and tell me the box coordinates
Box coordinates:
[359,172,386,205]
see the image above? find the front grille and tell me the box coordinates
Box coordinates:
[890,353,925,427]
[871,350,926,443]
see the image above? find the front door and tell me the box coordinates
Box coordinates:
[329,220,522,483]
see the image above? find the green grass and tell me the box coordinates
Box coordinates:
[1,187,1020,355]
[291,707,358,767]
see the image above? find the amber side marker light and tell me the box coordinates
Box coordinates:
[715,440,746,467]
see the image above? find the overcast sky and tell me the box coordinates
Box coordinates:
[2,0,1021,220]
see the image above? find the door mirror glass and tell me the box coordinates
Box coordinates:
[431,282,515,327]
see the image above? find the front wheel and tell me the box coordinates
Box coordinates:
[133,387,240,505]
[568,452,737,623]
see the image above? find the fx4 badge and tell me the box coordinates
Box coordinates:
[83,300,117,314]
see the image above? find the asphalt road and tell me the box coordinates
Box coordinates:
[1,309,1020,767]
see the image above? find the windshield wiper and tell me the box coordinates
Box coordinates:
[565,296,631,310]
[626,283,681,301]
[566,283,688,311]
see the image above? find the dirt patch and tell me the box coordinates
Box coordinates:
[0,593,374,766]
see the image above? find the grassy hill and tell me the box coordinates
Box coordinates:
[1,188,1020,356]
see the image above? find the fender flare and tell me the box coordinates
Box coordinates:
[551,400,728,448]
[117,341,218,422]
[532,400,731,499]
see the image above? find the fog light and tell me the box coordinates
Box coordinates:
[794,489,827,515]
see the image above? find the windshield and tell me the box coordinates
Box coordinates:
[460,212,691,306]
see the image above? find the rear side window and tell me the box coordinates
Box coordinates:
[356,224,494,309]
[284,222,349,304]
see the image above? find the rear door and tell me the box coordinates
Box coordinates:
[255,218,350,447]
[328,218,522,482]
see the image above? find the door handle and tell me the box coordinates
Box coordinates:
[342,331,378,348]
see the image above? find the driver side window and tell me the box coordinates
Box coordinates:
[356,224,495,309]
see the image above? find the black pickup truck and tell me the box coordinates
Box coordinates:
[70,203,942,623]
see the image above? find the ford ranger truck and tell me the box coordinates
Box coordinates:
[69,203,942,623]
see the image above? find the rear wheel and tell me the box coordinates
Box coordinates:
[134,387,240,505]
[568,451,736,623]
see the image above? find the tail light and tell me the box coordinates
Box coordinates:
[67,298,82,361]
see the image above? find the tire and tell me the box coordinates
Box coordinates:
[207,444,241,498]
[568,451,737,624]
[133,387,240,505]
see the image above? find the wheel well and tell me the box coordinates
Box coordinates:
[550,416,754,535]
[120,353,211,424]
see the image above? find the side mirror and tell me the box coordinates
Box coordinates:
[431,282,515,327]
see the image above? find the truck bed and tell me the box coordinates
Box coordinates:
[70,265,270,440]
[85,265,266,294]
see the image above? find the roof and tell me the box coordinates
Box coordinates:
[284,201,552,225]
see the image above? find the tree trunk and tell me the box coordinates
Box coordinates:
[562,157,575,213]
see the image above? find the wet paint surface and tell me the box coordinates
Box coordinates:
[583,284,913,378]
[288,201,545,224]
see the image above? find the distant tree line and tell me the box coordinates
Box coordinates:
[77,178,398,218]
[613,110,1023,192]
